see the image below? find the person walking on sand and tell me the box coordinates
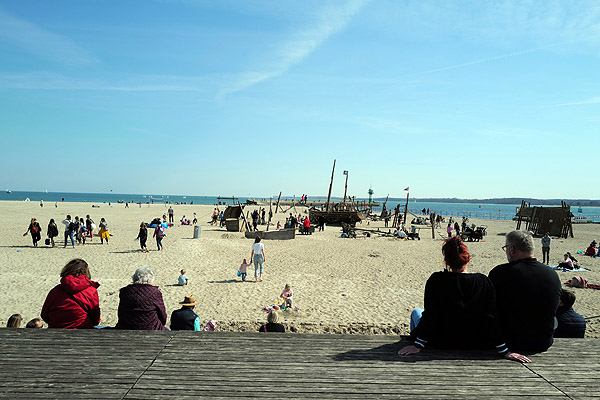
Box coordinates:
[47,218,59,247]
[62,215,75,248]
[85,215,94,241]
[23,218,42,247]
[98,218,110,244]
[541,232,551,265]
[168,206,174,224]
[154,223,166,250]
[136,222,149,253]
[250,236,265,282]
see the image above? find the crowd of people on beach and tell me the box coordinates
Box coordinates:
[12,207,592,360]
[22,214,110,248]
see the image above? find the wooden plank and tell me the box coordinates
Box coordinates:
[0,330,596,400]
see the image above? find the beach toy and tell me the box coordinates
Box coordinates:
[237,270,241,277]
[16,250,22,252]
[437,261,441,263]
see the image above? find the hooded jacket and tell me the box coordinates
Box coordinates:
[115,284,168,330]
[41,275,101,329]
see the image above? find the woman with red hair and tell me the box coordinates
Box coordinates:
[398,236,530,362]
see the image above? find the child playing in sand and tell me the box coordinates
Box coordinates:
[178,269,189,286]
[280,284,293,309]
[239,259,249,281]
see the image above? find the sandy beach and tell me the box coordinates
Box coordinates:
[1,201,598,337]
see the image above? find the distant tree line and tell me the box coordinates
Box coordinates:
[379,198,600,206]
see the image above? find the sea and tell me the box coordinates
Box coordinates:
[2,191,600,222]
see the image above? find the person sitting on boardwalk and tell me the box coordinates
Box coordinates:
[170,295,201,331]
[489,230,561,352]
[41,259,101,329]
[554,290,586,338]
[26,318,43,328]
[398,236,530,363]
[259,310,285,332]
[115,267,168,330]
[6,314,22,328]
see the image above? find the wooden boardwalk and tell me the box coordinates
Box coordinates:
[0,329,597,399]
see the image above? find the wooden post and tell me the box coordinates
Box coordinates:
[238,202,251,232]
[266,197,273,231]
[403,191,409,228]
[343,171,348,202]
[275,192,282,214]
[326,159,336,213]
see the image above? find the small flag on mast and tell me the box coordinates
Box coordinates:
[404,187,409,191]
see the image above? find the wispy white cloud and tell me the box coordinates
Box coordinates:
[0,72,214,92]
[370,1,600,51]
[217,0,369,99]
[553,97,600,107]
[0,8,98,67]
[401,41,570,78]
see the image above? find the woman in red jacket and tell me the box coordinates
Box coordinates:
[41,259,101,329]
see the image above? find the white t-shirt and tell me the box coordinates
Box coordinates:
[252,242,264,255]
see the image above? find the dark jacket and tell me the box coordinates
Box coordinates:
[554,306,586,338]
[170,307,199,331]
[411,271,506,353]
[489,257,561,351]
[41,275,101,329]
[47,223,59,238]
[115,284,168,330]
[258,323,285,332]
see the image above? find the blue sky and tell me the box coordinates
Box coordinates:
[1,0,599,199]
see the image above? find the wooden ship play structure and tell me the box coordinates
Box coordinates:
[514,200,574,238]
[308,160,377,226]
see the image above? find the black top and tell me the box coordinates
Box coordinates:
[488,257,561,351]
[411,271,507,353]
[170,307,198,331]
[554,306,586,338]
[258,322,285,333]
[137,227,147,241]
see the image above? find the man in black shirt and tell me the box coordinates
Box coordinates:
[489,230,561,352]
[170,295,200,331]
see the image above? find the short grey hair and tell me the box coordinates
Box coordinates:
[132,267,155,284]
[506,230,534,254]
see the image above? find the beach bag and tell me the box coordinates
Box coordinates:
[571,276,588,288]
[45,238,50,246]
[237,270,242,277]
[158,225,166,237]
[91,223,96,230]
[69,221,77,231]
[203,320,217,331]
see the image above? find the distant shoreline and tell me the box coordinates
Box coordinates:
[2,191,599,207]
